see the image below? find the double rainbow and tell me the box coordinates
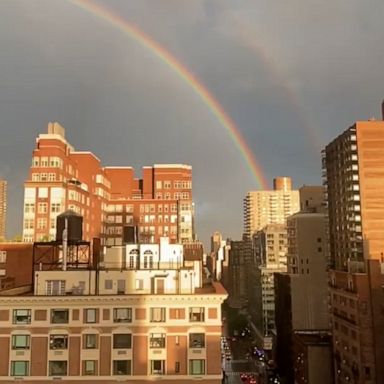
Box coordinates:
[69,0,268,189]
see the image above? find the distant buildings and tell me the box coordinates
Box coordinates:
[207,232,230,288]
[237,177,298,351]
[0,179,6,240]
[324,118,384,383]
[22,122,194,245]
[243,177,299,239]
[274,187,331,383]
[227,239,253,309]
[250,223,288,350]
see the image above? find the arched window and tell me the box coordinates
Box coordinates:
[144,250,154,269]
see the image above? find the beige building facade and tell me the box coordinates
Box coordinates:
[0,238,227,383]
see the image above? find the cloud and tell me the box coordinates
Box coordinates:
[1,0,384,245]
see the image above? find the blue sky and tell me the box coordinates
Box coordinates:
[1,0,384,245]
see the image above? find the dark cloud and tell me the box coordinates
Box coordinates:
[1,0,383,245]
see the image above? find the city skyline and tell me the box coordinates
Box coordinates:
[1,1,384,244]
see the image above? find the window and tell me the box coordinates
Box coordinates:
[84,334,97,349]
[151,360,165,375]
[11,361,29,376]
[24,218,35,231]
[46,280,66,295]
[150,308,166,322]
[49,334,68,350]
[38,202,48,214]
[49,361,67,376]
[0,251,6,263]
[48,173,56,181]
[40,157,49,167]
[51,203,61,213]
[113,360,131,375]
[83,360,97,375]
[51,309,69,324]
[117,279,125,294]
[85,309,97,323]
[113,334,132,349]
[24,203,35,214]
[113,308,132,323]
[189,359,205,375]
[189,333,205,348]
[135,279,144,290]
[104,280,113,290]
[189,308,205,322]
[12,335,30,350]
[32,157,39,167]
[150,333,166,348]
[37,218,47,230]
[13,309,31,324]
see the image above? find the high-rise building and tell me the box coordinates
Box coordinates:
[249,224,287,351]
[243,177,300,239]
[324,118,384,384]
[0,179,7,240]
[22,123,194,244]
[0,236,227,382]
[227,239,253,309]
[274,202,330,384]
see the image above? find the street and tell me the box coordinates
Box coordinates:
[221,335,261,384]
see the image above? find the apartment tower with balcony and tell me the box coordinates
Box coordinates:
[324,116,384,384]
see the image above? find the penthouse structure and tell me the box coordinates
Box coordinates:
[22,122,194,245]
[323,116,384,383]
[0,232,227,383]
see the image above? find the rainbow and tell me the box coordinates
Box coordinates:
[68,0,269,189]
[226,16,322,151]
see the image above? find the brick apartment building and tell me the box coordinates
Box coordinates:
[22,122,194,245]
[0,236,227,383]
[324,118,384,383]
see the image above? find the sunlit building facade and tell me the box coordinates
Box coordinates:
[243,177,299,239]
[0,237,227,383]
[22,122,194,245]
[324,119,384,384]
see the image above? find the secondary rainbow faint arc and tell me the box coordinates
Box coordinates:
[68,0,268,189]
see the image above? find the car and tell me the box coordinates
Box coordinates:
[249,378,257,384]
[240,373,248,381]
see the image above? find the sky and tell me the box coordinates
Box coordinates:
[1,0,384,246]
